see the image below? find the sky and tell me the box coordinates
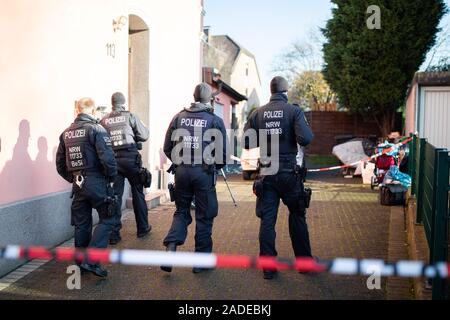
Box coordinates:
[204,0,450,103]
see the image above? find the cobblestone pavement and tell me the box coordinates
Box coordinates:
[0,174,407,300]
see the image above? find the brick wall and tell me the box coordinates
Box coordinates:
[306,111,382,155]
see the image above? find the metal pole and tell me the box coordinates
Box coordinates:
[220,168,237,207]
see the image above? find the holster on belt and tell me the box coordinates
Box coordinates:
[168,182,176,202]
[295,165,308,182]
[252,160,266,198]
[302,186,312,209]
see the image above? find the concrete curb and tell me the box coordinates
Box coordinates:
[405,196,432,300]
[386,205,414,299]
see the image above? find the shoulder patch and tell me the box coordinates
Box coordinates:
[103,136,112,146]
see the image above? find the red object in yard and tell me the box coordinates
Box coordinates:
[371,154,397,190]
[376,154,395,170]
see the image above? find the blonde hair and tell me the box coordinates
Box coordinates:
[76,97,95,115]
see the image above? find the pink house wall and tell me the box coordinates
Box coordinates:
[213,92,233,129]
[0,0,203,206]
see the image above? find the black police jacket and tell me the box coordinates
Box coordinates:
[56,113,118,182]
[244,93,314,158]
[100,106,149,151]
[163,103,228,169]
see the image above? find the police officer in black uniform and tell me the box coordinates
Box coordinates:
[161,83,228,274]
[244,76,314,280]
[56,97,117,277]
[100,92,151,244]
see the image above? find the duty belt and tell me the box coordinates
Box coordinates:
[114,144,138,155]
[179,163,204,167]
[179,163,216,174]
[258,160,296,171]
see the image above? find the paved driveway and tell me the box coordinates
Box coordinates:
[0,174,394,300]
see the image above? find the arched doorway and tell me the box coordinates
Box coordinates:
[128,15,150,168]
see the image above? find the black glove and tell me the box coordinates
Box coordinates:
[253,176,264,198]
[167,164,177,175]
[139,168,152,188]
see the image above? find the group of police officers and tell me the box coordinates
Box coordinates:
[55,76,314,280]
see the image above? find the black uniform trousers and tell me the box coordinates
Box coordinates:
[256,168,312,258]
[71,174,115,249]
[163,165,218,253]
[111,148,149,239]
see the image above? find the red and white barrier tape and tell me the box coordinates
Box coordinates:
[231,138,412,173]
[1,245,448,278]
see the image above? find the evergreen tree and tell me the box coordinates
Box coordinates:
[323,0,447,137]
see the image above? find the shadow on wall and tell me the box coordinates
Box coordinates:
[0,120,69,205]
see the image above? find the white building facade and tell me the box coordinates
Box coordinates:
[0,0,204,276]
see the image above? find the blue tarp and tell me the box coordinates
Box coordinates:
[383,165,412,189]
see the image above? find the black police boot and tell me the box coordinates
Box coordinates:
[263,270,278,280]
[137,225,152,238]
[76,262,88,274]
[109,236,122,245]
[192,267,214,274]
[160,243,177,273]
[80,263,108,278]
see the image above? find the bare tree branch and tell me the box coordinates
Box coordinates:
[271,27,325,80]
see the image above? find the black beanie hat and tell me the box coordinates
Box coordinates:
[270,76,289,94]
[111,92,126,107]
[193,83,213,103]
